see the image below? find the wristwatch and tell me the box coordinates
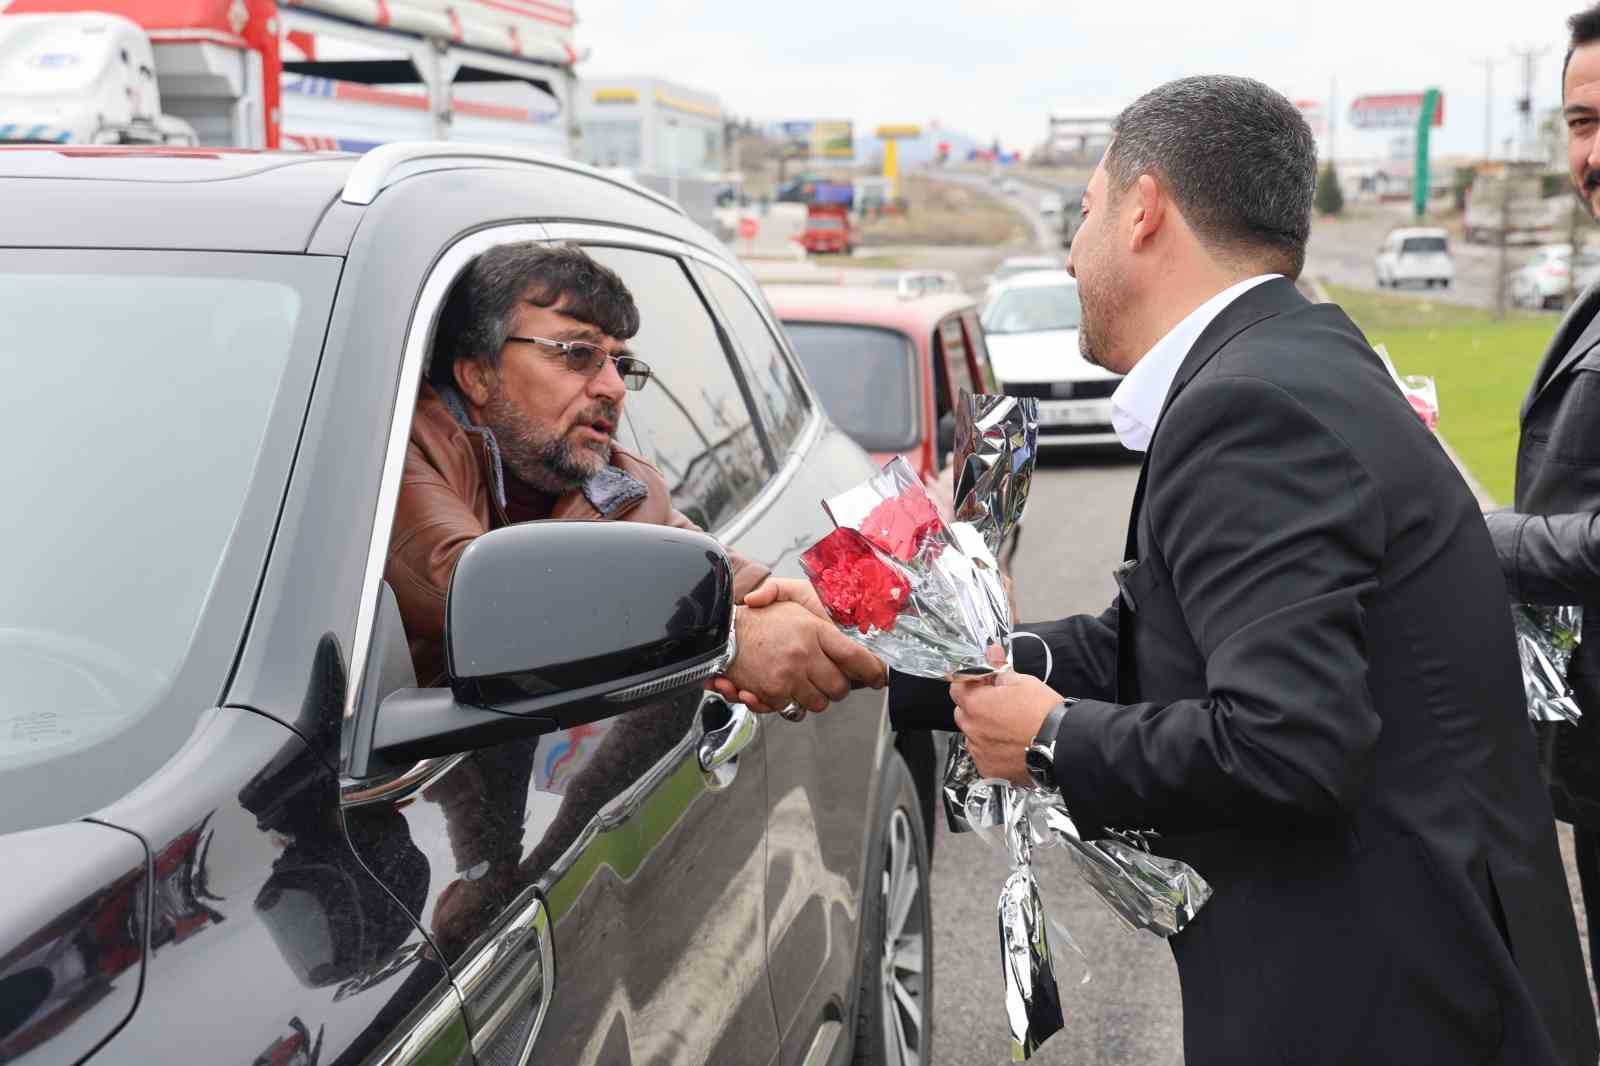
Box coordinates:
[1024,700,1076,793]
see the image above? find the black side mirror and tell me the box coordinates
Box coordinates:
[365,521,734,770]
[936,411,957,469]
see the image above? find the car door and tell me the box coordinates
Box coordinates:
[691,259,887,1066]
[339,224,781,1066]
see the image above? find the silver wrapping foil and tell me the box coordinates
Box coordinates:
[1030,802,1212,936]
[1515,604,1584,724]
[997,784,1065,1059]
[953,391,1039,557]
[944,391,1038,834]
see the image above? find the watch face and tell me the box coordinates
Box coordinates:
[1025,745,1053,790]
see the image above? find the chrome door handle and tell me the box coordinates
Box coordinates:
[698,694,758,790]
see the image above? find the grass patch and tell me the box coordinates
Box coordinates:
[1326,284,1556,504]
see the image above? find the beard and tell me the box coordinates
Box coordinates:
[1581,168,1600,220]
[478,386,617,494]
[1075,257,1126,372]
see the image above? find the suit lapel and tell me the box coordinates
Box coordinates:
[1115,277,1306,701]
[1524,284,1600,419]
[1120,277,1308,559]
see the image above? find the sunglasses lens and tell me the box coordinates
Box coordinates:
[564,343,607,375]
[618,357,650,392]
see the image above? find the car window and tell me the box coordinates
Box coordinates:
[961,309,998,392]
[982,284,1082,334]
[696,265,811,457]
[939,316,975,399]
[1401,236,1448,254]
[0,256,326,778]
[583,246,768,532]
[783,322,919,452]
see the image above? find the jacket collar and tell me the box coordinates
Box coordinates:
[1523,283,1600,418]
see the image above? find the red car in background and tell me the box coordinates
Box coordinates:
[798,204,854,255]
[765,284,996,512]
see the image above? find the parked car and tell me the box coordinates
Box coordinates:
[799,203,853,255]
[1375,227,1455,289]
[981,254,1064,304]
[766,284,996,509]
[981,270,1121,448]
[1001,177,1020,196]
[0,144,938,1066]
[1038,193,1064,220]
[865,269,961,298]
[1508,244,1600,309]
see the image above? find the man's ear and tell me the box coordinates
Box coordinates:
[1128,174,1166,254]
[453,356,495,407]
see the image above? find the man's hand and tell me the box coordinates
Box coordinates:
[718,598,887,714]
[739,576,829,619]
[950,669,1063,785]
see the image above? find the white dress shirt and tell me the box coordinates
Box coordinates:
[1110,274,1283,452]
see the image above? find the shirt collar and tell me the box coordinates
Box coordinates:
[1109,274,1282,452]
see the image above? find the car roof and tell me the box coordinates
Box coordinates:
[764,283,977,334]
[1389,227,1449,238]
[0,146,359,252]
[999,255,1061,266]
[989,269,1076,292]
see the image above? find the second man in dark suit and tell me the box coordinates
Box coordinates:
[1486,0,1600,1005]
[948,75,1597,1065]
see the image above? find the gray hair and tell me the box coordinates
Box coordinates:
[1105,75,1317,278]
[430,242,640,385]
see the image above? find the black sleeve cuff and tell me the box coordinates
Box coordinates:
[887,669,956,732]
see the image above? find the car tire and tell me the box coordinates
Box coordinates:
[850,752,933,1066]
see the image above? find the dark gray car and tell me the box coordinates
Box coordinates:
[0,144,936,1066]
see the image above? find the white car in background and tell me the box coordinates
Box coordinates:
[980,255,1064,304]
[1375,227,1455,289]
[1038,193,1064,219]
[980,270,1122,448]
[1509,244,1600,309]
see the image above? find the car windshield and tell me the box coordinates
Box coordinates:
[1401,236,1448,254]
[784,322,919,452]
[0,251,331,772]
[809,217,845,230]
[982,284,1083,333]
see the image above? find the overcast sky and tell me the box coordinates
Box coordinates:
[579,0,1591,161]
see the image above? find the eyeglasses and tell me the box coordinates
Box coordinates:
[505,335,652,392]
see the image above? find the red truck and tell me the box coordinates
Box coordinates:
[799,203,853,255]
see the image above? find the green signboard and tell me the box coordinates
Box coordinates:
[1413,87,1441,220]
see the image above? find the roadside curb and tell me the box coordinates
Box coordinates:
[1304,274,1499,510]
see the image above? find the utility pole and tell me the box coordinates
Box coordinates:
[1479,57,1494,160]
[1510,46,1549,160]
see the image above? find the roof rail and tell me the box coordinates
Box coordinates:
[340,142,687,217]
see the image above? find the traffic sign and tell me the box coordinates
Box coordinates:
[738,217,758,240]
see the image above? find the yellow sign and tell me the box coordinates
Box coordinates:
[653,89,722,120]
[592,88,639,105]
[875,124,922,140]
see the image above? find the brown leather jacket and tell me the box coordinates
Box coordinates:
[387,384,770,685]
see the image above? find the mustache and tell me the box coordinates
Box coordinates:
[575,401,620,431]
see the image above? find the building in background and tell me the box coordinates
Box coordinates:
[577,76,723,177]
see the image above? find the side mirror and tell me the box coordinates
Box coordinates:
[366,521,734,769]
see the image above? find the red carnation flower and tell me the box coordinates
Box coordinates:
[802,528,912,634]
[861,488,945,562]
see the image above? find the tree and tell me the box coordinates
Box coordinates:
[1315,160,1345,216]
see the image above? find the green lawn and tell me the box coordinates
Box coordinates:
[1325,284,1558,505]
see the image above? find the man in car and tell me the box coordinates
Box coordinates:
[386,241,884,713]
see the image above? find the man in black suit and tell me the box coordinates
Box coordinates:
[1486,1,1600,1004]
[946,75,1598,1064]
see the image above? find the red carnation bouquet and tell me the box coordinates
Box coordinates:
[800,455,1011,679]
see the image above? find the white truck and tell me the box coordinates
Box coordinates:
[0,0,576,154]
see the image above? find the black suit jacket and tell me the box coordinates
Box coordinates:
[895,278,1597,1065]
[1491,284,1600,830]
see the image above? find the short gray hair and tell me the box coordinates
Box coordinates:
[1105,75,1317,278]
